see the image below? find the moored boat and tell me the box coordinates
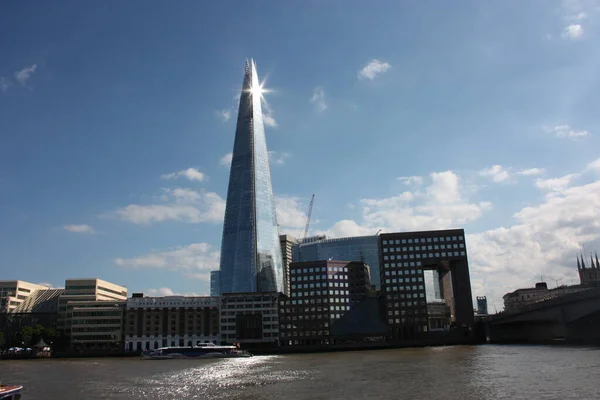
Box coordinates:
[142,343,252,360]
[0,383,23,400]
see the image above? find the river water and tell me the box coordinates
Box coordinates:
[2,345,599,399]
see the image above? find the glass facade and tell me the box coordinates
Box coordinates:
[210,271,220,296]
[219,60,284,294]
[293,236,382,288]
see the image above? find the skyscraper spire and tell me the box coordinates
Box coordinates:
[577,255,581,270]
[218,59,284,294]
[581,253,586,269]
[596,252,600,269]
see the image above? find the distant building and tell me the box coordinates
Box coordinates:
[293,235,382,288]
[476,296,488,315]
[220,292,281,349]
[1,288,64,339]
[279,234,297,295]
[210,271,221,297]
[503,282,590,312]
[578,253,600,284]
[57,278,127,335]
[0,280,49,313]
[279,260,373,346]
[427,301,452,331]
[70,300,125,351]
[379,229,473,339]
[124,295,220,352]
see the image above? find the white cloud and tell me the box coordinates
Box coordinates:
[275,195,308,235]
[63,224,96,234]
[397,176,423,186]
[263,113,278,128]
[322,159,600,309]
[479,165,510,183]
[14,64,38,86]
[0,77,11,92]
[563,23,584,39]
[216,109,231,122]
[358,59,392,80]
[36,282,55,288]
[268,151,291,165]
[544,124,590,139]
[110,188,225,225]
[328,170,491,236]
[146,287,176,296]
[535,174,579,192]
[517,168,546,176]
[116,242,220,284]
[161,168,206,182]
[586,158,600,172]
[309,87,327,112]
[220,152,233,167]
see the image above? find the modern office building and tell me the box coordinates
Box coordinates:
[293,235,382,288]
[379,229,474,339]
[280,260,364,346]
[218,59,284,294]
[0,280,48,313]
[1,288,64,340]
[210,271,221,297]
[69,300,125,351]
[220,292,281,348]
[57,278,127,334]
[279,234,297,295]
[476,296,488,315]
[124,295,220,351]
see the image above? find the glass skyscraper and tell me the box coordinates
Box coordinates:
[218,59,284,294]
[293,235,382,288]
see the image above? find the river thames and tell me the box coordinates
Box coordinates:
[2,345,599,399]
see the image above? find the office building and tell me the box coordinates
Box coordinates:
[279,234,297,295]
[0,280,48,313]
[124,295,220,352]
[57,278,127,334]
[379,229,474,339]
[293,235,382,288]
[210,271,221,297]
[69,300,125,351]
[219,59,284,294]
[220,292,281,348]
[476,296,488,315]
[280,260,371,346]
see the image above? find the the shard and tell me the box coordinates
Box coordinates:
[218,59,284,294]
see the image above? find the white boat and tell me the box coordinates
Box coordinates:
[142,343,253,360]
[0,383,22,400]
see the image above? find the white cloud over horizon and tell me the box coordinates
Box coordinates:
[220,152,233,167]
[116,242,220,284]
[563,23,584,39]
[63,224,96,234]
[14,64,38,87]
[310,87,327,112]
[263,113,278,128]
[109,187,225,225]
[358,59,391,80]
[479,165,510,183]
[216,109,231,122]
[161,168,206,182]
[545,124,591,139]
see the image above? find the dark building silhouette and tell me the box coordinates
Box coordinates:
[578,253,600,284]
[379,229,474,339]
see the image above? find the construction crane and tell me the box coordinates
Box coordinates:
[303,194,315,240]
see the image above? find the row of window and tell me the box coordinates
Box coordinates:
[384,277,424,284]
[286,297,348,305]
[388,301,427,309]
[291,274,346,282]
[383,251,465,261]
[291,282,348,289]
[383,243,464,252]
[383,236,463,245]
[291,266,348,274]
[291,290,349,297]
[384,269,423,277]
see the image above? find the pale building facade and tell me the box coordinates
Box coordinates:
[124,295,220,352]
[0,280,48,313]
[69,300,125,351]
[220,292,281,346]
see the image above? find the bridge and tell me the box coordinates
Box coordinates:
[485,284,600,345]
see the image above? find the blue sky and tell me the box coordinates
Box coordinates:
[1,0,600,309]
